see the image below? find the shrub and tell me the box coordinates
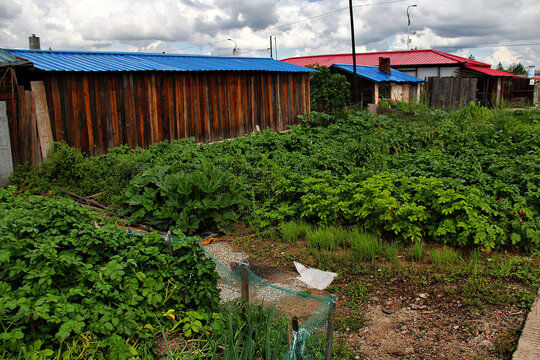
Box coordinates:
[307,65,351,112]
[118,162,245,235]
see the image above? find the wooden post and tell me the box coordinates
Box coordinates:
[287,322,292,351]
[30,81,54,159]
[240,262,249,303]
[325,296,337,360]
[0,101,14,187]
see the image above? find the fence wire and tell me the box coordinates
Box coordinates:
[127,229,336,360]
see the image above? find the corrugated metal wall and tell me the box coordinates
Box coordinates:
[4,70,310,165]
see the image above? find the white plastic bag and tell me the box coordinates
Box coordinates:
[294,261,338,290]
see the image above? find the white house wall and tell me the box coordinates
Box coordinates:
[440,67,459,77]
[391,84,403,102]
[398,66,459,80]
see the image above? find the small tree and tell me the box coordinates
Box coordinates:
[507,63,527,75]
[307,64,351,112]
[496,62,505,71]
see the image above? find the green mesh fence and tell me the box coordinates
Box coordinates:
[127,229,336,360]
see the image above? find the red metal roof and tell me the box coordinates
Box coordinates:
[282,49,490,68]
[464,65,515,77]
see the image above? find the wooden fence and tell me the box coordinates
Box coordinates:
[1,70,310,167]
[425,77,477,109]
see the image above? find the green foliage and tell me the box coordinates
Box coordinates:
[430,247,462,268]
[306,227,339,250]
[119,162,245,235]
[0,187,220,357]
[279,220,310,243]
[350,231,383,262]
[345,282,370,310]
[307,65,351,112]
[507,63,527,75]
[383,241,401,262]
[214,301,289,360]
[411,241,425,261]
[11,106,540,251]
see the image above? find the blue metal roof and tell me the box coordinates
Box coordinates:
[1,49,316,73]
[332,63,423,83]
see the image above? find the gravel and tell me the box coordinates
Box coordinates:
[202,241,306,303]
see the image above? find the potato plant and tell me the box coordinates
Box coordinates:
[0,187,220,358]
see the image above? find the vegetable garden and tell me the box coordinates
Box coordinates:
[2,103,540,358]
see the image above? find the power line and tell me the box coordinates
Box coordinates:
[432,42,540,49]
[167,0,409,53]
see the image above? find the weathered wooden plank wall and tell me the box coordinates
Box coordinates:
[35,71,310,155]
[426,77,477,109]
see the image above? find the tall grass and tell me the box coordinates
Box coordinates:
[158,302,289,360]
[279,221,310,243]
[306,226,350,250]
[350,231,382,262]
[411,241,425,261]
[430,247,462,268]
[383,241,401,262]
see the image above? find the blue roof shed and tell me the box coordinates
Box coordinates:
[1,49,315,73]
[0,49,314,163]
[331,63,423,83]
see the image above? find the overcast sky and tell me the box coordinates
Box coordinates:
[1,0,539,68]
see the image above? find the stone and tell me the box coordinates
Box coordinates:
[479,340,493,349]
[404,347,415,355]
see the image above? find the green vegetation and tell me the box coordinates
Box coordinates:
[0,187,220,358]
[118,162,245,235]
[6,103,540,359]
[350,231,383,262]
[14,104,540,250]
[307,64,351,112]
[157,301,289,360]
[279,220,311,242]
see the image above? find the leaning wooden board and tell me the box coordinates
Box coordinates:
[30,81,54,159]
[0,101,14,186]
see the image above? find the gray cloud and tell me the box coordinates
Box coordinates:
[0,0,538,67]
[213,0,278,31]
[0,0,22,19]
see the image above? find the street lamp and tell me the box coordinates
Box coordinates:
[227,38,239,56]
[407,4,417,50]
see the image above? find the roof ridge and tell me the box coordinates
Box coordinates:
[1,48,268,60]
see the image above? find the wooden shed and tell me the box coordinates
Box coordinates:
[330,59,423,108]
[0,49,314,169]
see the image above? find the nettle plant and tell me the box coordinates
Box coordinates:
[0,187,220,357]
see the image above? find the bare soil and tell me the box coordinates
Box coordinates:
[229,236,531,360]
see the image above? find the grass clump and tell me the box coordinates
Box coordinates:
[430,247,462,268]
[383,241,401,262]
[345,282,370,310]
[350,231,382,262]
[410,241,425,261]
[279,220,310,242]
[307,227,337,250]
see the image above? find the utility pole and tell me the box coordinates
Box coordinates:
[349,0,358,104]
